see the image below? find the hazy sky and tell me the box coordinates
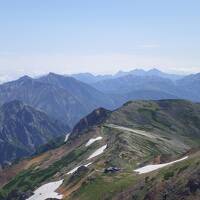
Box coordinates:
[0,0,200,80]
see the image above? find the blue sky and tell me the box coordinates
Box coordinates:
[0,0,200,80]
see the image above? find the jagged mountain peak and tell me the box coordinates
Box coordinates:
[148,68,161,73]
[45,72,76,81]
[40,72,98,88]
[17,75,33,83]
[71,107,111,138]
[0,100,69,166]
[18,75,32,80]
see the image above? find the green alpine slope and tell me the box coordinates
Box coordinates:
[0,99,200,200]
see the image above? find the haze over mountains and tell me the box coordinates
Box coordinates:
[0,68,199,130]
[0,73,116,129]
[72,69,200,102]
[71,68,184,84]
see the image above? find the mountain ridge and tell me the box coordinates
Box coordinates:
[91,73,200,102]
[0,99,200,200]
[71,68,184,84]
[0,73,117,127]
[0,100,69,166]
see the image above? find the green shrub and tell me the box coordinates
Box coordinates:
[163,171,174,180]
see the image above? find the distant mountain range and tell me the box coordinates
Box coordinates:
[88,70,200,102]
[92,75,177,94]
[0,73,116,128]
[114,68,184,80]
[0,100,69,166]
[0,69,199,129]
[71,68,184,84]
[71,73,113,84]
[71,68,200,102]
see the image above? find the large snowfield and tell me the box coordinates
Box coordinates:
[26,179,63,200]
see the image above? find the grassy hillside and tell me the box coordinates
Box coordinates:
[0,99,200,200]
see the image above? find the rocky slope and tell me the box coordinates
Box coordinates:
[0,100,69,166]
[71,107,111,139]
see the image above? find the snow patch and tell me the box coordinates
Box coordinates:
[64,133,70,142]
[87,145,107,160]
[85,136,103,147]
[134,156,188,174]
[26,179,63,200]
[67,162,92,174]
[107,124,155,139]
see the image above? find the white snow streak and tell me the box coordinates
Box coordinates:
[87,145,107,160]
[85,136,103,147]
[26,180,63,200]
[64,133,70,142]
[134,156,188,174]
[107,124,155,139]
[67,162,92,175]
